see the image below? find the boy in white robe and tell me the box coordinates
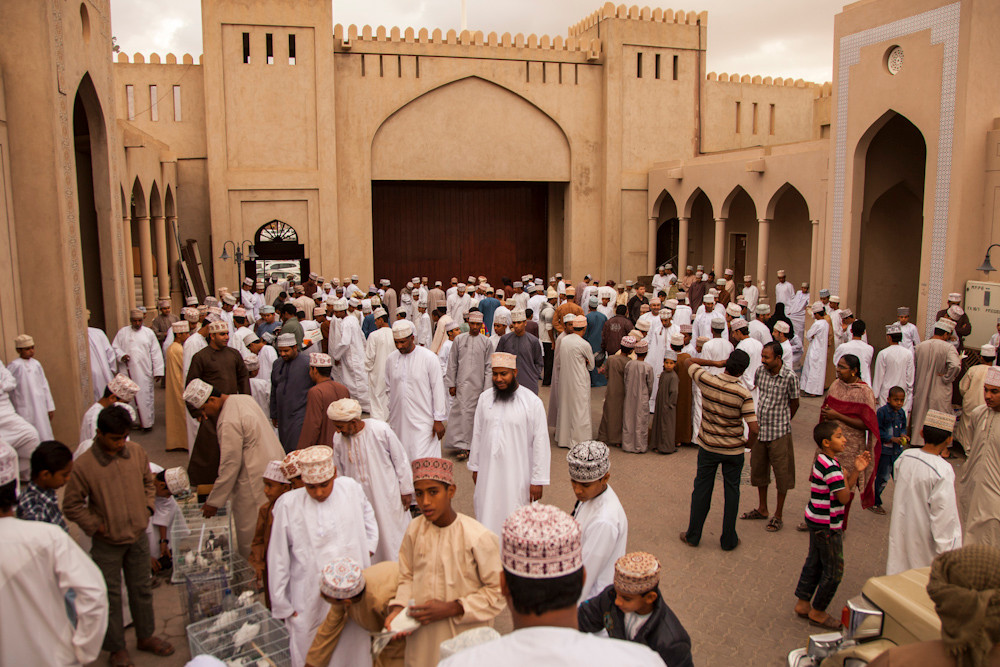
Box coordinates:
[268,445,378,667]
[468,352,550,536]
[79,373,140,445]
[7,335,55,440]
[567,441,628,604]
[897,306,921,351]
[800,304,830,396]
[872,323,915,412]
[112,310,165,430]
[885,410,962,575]
[328,398,413,563]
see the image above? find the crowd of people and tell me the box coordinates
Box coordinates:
[0,263,999,667]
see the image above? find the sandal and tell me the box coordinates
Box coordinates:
[809,615,843,630]
[866,505,887,515]
[136,637,174,657]
[454,451,469,461]
[109,651,134,667]
[796,522,809,532]
[766,516,783,532]
[739,509,768,521]
[678,531,698,547]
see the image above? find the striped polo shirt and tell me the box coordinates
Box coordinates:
[805,453,846,530]
[689,363,757,455]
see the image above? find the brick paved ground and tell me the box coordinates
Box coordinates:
[90,382,931,667]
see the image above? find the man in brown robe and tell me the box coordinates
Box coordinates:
[185,321,250,488]
[673,334,694,446]
[911,318,962,447]
[164,321,190,452]
[150,299,178,346]
[296,353,351,449]
[597,336,634,447]
[650,350,679,454]
[552,291,584,336]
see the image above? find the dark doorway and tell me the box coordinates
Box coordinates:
[74,82,105,327]
[250,220,308,284]
[372,181,548,288]
[656,218,679,268]
[729,233,747,279]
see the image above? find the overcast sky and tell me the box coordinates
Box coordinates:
[110,0,844,83]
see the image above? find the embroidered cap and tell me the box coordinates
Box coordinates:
[412,457,454,485]
[669,333,684,346]
[501,503,583,579]
[280,450,304,479]
[885,323,902,335]
[309,353,333,368]
[947,292,961,303]
[298,445,336,484]
[108,373,140,402]
[244,354,259,372]
[981,344,996,358]
[726,303,742,318]
[620,335,637,349]
[392,320,415,340]
[614,552,662,595]
[730,318,748,331]
[897,307,910,316]
[566,440,610,482]
[935,319,956,333]
[171,321,190,334]
[469,312,484,324]
[321,557,366,599]
[511,310,526,323]
[208,321,228,334]
[276,333,297,348]
[755,304,771,315]
[164,467,190,496]
[773,321,790,334]
[491,352,517,370]
[0,441,18,486]
[183,378,213,409]
[634,338,649,354]
[985,365,1000,388]
[923,410,956,433]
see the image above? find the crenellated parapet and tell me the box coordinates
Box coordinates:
[568,3,707,37]
[706,72,832,97]
[116,53,202,65]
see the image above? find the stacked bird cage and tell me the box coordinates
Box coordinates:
[170,500,236,584]
[187,602,291,666]
[178,555,261,624]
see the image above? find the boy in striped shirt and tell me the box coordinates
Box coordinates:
[793,421,871,630]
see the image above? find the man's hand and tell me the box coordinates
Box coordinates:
[400,494,413,508]
[202,504,219,518]
[449,387,457,397]
[48,411,54,422]
[820,405,839,421]
[472,471,478,485]
[529,484,543,502]
[432,421,446,440]
[384,606,403,631]
[155,376,163,383]
[855,451,872,472]
[121,355,130,364]
[151,557,162,573]
[95,523,108,537]
[272,419,279,427]
[409,600,463,625]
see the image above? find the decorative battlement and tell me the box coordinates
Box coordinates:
[333,24,602,58]
[116,53,202,65]
[707,72,832,97]
[568,3,707,37]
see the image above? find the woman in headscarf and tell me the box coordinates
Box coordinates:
[819,354,881,523]
[766,303,795,340]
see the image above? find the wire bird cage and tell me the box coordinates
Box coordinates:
[179,556,261,625]
[187,602,291,666]
[170,500,237,584]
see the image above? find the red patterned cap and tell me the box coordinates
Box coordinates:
[411,457,453,485]
[502,503,582,579]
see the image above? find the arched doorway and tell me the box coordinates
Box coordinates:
[654,191,679,269]
[768,184,812,289]
[722,187,757,279]
[684,189,715,271]
[253,220,308,285]
[74,75,113,328]
[130,178,146,308]
[856,113,926,346]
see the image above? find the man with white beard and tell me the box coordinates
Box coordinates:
[468,352,549,536]
[112,309,164,430]
[330,299,370,412]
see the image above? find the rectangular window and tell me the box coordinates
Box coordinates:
[752,102,758,134]
[149,85,158,121]
[397,55,402,77]
[769,104,776,135]
[673,54,679,80]
[735,101,741,133]
[360,54,366,76]
[655,54,661,79]
[172,85,181,121]
[575,63,579,85]
[542,61,547,84]
[242,32,250,64]
[415,55,420,78]
[288,34,296,65]
[378,54,384,77]
[266,33,274,64]
[526,60,530,83]
[558,62,563,84]
[637,52,643,78]
[126,84,135,120]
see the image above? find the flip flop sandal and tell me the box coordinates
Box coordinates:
[766,516,783,532]
[739,509,768,520]
[796,522,809,532]
[809,615,843,630]
[136,638,174,657]
[866,506,887,515]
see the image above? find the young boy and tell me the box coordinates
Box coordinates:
[650,351,679,454]
[622,339,654,453]
[147,463,185,578]
[567,440,628,604]
[885,410,963,575]
[578,552,693,667]
[79,373,139,450]
[268,445,378,667]
[16,440,72,530]
[793,421,871,629]
[249,460,291,607]
[597,335,635,448]
[280,449,305,489]
[8,334,55,440]
[871,386,908,515]
[386,457,504,667]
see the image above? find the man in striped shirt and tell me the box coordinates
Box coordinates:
[679,349,758,551]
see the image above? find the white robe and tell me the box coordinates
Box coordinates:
[829,310,844,349]
[268,481,378,667]
[111,325,164,428]
[673,304,693,327]
[414,312,432,347]
[446,293,471,323]
[554,333,595,449]
[735,337,763,398]
[900,322,921,351]
[787,292,809,347]
[256,344,278,382]
[438,626,665,667]
[960,404,1000,548]
[385,346,448,461]
[774,280,794,307]
[6,357,54,441]
[249,377,272,420]
[645,319,670,412]
[742,284,760,315]
[468,385,550,536]
[330,315,370,412]
[87,327,117,402]
[0,517,109,667]
[78,401,138,446]
[332,419,412,563]
[872,345,915,412]
[573,485,628,604]
[885,449,962,575]
[364,326,395,422]
[800,318,829,395]
[834,339,875,386]
[0,360,40,481]
[747,319,773,346]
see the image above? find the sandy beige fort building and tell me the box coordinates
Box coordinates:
[0,0,998,439]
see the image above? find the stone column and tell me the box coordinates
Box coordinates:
[810,219,821,292]
[153,215,168,299]
[136,216,155,310]
[167,216,179,293]
[647,217,658,274]
[122,215,136,309]
[714,217,726,274]
[677,217,690,270]
[756,218,770,289]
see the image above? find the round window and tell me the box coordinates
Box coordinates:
[886,46,904,75]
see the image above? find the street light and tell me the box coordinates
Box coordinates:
[219,239,260,288]
[977,244,1000,274]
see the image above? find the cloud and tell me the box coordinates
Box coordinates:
[110,0,842,81]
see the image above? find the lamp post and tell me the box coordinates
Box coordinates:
[977,244,1000,275]
[219,239,259,289]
